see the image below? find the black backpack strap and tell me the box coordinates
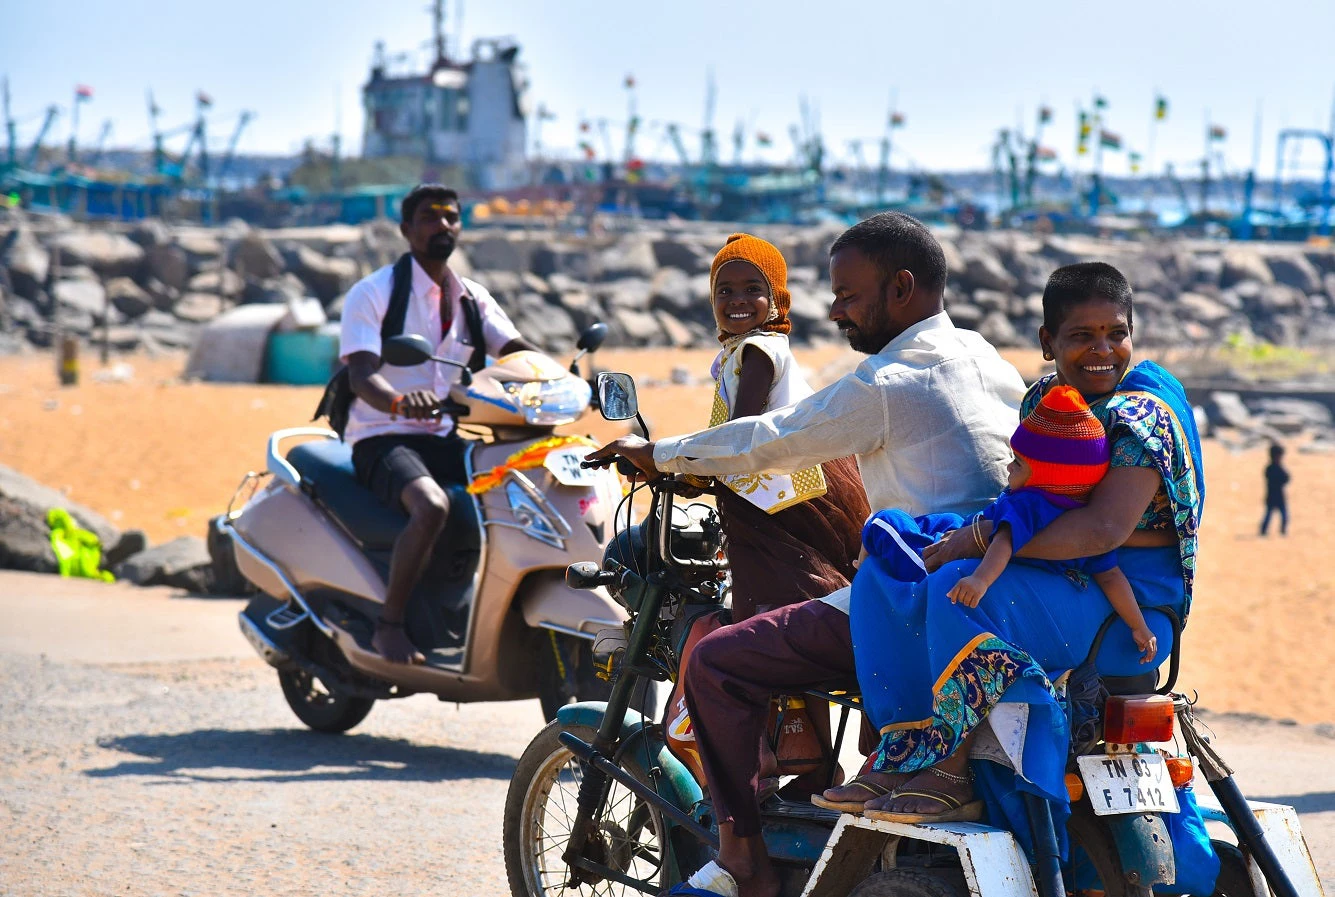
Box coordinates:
[460,291,488,372]
[381,253,415,343]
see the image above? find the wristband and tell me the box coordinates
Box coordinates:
[389,394,405,417]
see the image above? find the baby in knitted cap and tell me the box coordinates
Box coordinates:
[863,384,1156,661]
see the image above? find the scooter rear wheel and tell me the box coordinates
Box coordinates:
[278,668,375,734]
[504,720,669,897]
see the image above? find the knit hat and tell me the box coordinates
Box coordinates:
[1010,385,1110,503]
[709,233,792,341]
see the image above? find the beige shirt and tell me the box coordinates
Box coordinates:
[653,311,1027,611]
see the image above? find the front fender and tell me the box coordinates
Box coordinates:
[554,701,703,813]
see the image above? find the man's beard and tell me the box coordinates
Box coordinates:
[838,303,894,355]
[425,234,456,260]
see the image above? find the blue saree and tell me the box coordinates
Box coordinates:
[849,360,1205,857]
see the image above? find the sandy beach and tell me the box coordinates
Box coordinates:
[0,346,1331,724]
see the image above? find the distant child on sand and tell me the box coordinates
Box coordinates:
[1260,443,1290,536]
[862,385,1158,662]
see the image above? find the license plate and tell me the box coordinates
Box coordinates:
[1077,752,1181,816]
[544,447,602,487]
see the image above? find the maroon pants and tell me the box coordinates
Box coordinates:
[682,599,860,837]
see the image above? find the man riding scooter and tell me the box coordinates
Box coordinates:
[341,184,540,663]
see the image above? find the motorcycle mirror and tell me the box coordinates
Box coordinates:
[576,322,608,353]
[596,372,638,421]
[382,334,434,367]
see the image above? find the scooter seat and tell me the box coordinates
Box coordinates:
[286,439,407,550]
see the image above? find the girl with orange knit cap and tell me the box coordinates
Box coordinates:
[668,234,868,818]
[698,233,868,623]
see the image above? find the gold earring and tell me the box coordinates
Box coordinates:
[1042,349,1053,361]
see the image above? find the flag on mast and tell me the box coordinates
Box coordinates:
[1154,96,1168,121]
[75,85,93,101]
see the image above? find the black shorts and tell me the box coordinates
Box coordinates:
[351,433,469,512]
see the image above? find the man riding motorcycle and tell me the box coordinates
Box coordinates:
[588,211,1028,897]
[340,184,540,664]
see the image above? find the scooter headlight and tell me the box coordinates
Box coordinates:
[501,377,592,426]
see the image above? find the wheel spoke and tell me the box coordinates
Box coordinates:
[518,733,667,897]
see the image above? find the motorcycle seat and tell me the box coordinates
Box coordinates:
[286,439,474,552]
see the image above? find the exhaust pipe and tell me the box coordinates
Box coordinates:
[238,612,293,669]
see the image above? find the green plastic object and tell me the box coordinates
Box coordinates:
[47,508,114,582]
[265,328,340,386]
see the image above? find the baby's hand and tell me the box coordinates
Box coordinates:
[1133,628,1158,664]
[948,575,986,608]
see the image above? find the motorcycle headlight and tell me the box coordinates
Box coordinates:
[502,377,592,426]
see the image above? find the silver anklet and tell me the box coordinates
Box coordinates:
[928,767,972,785]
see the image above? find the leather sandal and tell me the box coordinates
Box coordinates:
[809,775,896,813]
[862,768,983,824]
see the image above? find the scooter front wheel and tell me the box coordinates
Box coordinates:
[504,720,669,897]
[277,668,375,733]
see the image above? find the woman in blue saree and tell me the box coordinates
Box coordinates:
[824,262,1205,842]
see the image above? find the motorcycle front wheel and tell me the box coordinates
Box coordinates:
[278,668,375,733]
[503,720,670,897]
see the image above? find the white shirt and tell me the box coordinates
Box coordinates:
[339,257,521,444]
[653,311,1027,611]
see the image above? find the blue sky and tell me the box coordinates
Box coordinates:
[5,0,1335,178]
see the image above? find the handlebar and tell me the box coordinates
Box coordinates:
[433,398,471,420]
[581,454,651,480]
[580,455,711,494]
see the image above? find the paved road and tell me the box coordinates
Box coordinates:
[0,571,1329,896]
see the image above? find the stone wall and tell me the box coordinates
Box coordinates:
[3,207,1334,358]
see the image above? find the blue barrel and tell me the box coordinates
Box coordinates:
[264,325,340,385]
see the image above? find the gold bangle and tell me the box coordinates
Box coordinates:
[971,516,988,553]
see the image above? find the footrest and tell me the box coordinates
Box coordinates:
[266,604,309,631]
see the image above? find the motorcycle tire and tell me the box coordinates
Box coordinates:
[278,668,375,734]
[1208,842,1256,897]
[504,720,670,897]
[537,634,659,723]
[1066,804,1154,897]
[846,869,967,896]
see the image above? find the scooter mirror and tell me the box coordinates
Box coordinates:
[596,372,638,421]
[382,334,434,367]
[577,322,608,353]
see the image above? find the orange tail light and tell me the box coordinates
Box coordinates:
[1065,772,1085,801]
[1104,694,1175,744]
[1166,755,1195,788]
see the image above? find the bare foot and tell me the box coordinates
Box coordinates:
[863,767,973,813]
[372,621,426,665]
[716,860,781,897]
[819,770,912,805]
